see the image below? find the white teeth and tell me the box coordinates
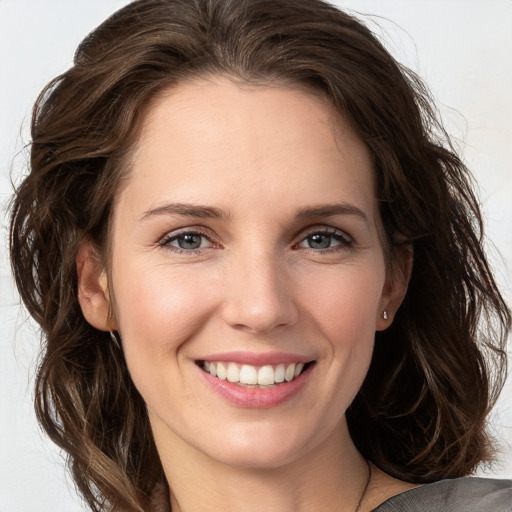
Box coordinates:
[216,362,227,380]
[227,362,239,383]
[202,361,309,385]
[274,364,285,383]
[284,363,296,382]
[240,364,258,385]
[257,365,275,386]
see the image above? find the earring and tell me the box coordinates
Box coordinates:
[109,330,121,350]
[383,310,389,320]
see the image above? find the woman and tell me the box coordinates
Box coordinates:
[9,0,511,510]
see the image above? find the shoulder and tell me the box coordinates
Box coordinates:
[372,477,512,512]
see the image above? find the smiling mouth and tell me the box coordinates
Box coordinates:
[197,361,314,387]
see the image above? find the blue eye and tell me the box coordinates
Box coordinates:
[299,230,352,250]
[160,231,213,251]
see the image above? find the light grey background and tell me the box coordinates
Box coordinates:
[1,1,511,510]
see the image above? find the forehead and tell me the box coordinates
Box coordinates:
[121,76,376,220]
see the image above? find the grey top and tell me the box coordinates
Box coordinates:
[372,477,512,511]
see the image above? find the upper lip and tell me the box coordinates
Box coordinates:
[198,351,315,366]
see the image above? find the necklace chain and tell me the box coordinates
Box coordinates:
[354,459,372,512]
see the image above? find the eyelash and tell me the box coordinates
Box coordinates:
[294,227,354,254]
[158,226,354,255]
[158,228,216,255]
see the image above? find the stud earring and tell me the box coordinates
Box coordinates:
[109,330,121,350]
[383,310,389,320]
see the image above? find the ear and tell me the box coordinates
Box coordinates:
[376,243,413,331]
[76,241,117,331]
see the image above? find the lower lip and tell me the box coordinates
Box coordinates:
[198,365,313,408]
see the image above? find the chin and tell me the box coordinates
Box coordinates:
[195,415,338,471]
[207,436,308,470]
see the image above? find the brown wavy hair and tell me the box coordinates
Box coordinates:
[9,0,510,510]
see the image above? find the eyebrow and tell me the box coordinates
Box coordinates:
[138,201,368,223]
[139,202,228,221]
[295,202,368,223]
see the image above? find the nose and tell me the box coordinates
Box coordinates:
[221,248,299,335]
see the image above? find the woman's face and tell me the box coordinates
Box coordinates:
[84,77,406,469]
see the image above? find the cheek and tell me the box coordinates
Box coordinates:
[299,263,384,344]
[112,262,218,355]
[110,263,220,413]
[309,266,384,406]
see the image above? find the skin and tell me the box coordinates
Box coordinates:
[78,77,414,511]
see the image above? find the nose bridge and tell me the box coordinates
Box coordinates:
[221,243,298,333]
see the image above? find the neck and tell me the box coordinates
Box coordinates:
[151,416,370,512]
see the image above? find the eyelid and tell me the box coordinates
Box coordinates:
[294,225,354,251]
[156,224,354,253]
[299,225,353,241]
[158,226,218,249]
